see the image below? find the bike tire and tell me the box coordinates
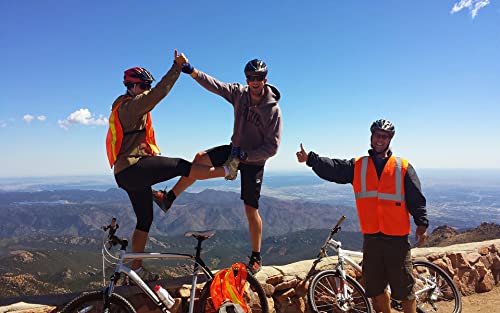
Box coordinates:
[60,290,136,313]
[308,269,373,313]
[413,260,462,313]
[197,273,269,313]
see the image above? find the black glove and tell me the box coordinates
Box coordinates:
[182,63,194,74]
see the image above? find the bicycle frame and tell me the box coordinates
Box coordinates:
[104,236,214,313]
[320,218,443,305]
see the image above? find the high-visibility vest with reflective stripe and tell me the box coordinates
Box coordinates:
[105,96,160,168]
[210,263,248,312]
[352,155,410,236]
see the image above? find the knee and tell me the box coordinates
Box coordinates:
[193,151,207,163]
[244,205,261,221]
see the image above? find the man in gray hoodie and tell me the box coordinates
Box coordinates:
[153,58,282,274]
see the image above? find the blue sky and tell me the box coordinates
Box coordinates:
[1,0,499,177]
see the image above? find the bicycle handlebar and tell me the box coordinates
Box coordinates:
[318,215,347,258]
[334,215,346,228]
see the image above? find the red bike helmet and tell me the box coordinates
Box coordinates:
[123,67,155,86]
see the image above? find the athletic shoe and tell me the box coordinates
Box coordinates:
[247,256,262,275]
[224,157,240,181]
[152,189,173,213]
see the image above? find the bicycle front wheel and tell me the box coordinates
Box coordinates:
[197,273,269,313]
[60,290,136,313]
[308,270,373,313]
[413,261,462,313]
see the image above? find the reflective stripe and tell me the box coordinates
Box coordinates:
[109,112,119,161]
[224,271,242,305]
[395,157,402,198]
[355,191,378,198]
[378,192,405,201]
[354,156,404,201]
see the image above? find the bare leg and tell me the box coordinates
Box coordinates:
[131,229,148,270]
[372,291,392,313]
[172,152,213,196]
[401,299,416,313]
[188,163,225,180]
[245,204,262,253]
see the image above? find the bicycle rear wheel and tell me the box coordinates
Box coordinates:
[198,273,269,313]
[413,261,462,313]
[308,269,373,313]
[60,290,136,313]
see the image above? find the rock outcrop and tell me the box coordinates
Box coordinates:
[1,239,499,313]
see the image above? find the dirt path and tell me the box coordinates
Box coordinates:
[458,286,500,313]
[385,286,499,312]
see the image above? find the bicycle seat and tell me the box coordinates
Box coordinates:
[184,230,216,240]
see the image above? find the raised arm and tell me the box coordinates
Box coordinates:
[297,144,355,184]
[120,50,184,117]
[181,61,241,105]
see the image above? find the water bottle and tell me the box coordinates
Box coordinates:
[154,285,175,309]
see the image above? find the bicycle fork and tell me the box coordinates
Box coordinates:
[335,256,354,311]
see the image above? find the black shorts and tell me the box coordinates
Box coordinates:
[206,145,264,209]
[115,156,192,232]
[362,234,415,300]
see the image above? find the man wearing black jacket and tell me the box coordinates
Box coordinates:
[296,119,428,313]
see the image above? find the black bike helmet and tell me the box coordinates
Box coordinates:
[123,67,155,86]
[244,59,268,77]
[370,119,395,134]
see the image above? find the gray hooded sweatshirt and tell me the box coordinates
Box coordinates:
[195,71,282,166]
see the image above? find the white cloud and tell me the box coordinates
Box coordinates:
[0,121,6,128]
[451,0,490,18]
[58,108,108,130]
[23,114,47,124]
[23,114,35,123]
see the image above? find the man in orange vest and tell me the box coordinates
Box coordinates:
[106,50,231,282]
[296,119,428,313]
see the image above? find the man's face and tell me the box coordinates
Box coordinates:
[370,129,393,154]
[246,74,267,96]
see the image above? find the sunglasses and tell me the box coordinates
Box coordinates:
[246,75,266,82]
[373,132,392,140]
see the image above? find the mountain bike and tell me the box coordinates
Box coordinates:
[308,216,373,313]
[60,230,269,313]
[308,216,462,313]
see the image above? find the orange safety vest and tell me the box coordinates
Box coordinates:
[210,263,248,312]
[105,96,160,168]
[352,155,410,236]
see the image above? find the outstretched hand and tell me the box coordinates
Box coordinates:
[415,225,427,247]
[296,143,308,163]
[174,49,188,66]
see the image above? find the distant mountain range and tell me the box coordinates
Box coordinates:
[0,188,360,239]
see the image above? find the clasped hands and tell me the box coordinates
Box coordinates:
[173,49,194,74]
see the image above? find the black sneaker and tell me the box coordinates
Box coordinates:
[247,256,262,275]
[152,189,173,213]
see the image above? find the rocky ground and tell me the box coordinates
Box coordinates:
[0,287,499,313]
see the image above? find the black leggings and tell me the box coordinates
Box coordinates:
[115,156,191,232]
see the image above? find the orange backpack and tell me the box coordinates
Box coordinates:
[210,263,248,312]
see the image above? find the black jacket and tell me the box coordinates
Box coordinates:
[306,149,429,228]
